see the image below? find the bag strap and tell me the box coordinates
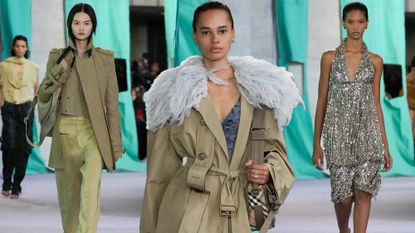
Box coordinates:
[259,209,278,233]
[24,96,41,147]
[250,108,266,192]
[251,108,277,233]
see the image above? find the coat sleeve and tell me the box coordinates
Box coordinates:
[104,54,123,159]
[262,110,295,207]
[38,49,71,103]
[140,126,181,233]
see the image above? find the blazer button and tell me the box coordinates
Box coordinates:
[200,119,207,126]
[197,153,206,160]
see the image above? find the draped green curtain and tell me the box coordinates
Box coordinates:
[164,0,177,68]
[340,0,415,176]
[275,0,324,179]
[0,0,46,174]
[173,0,206,65]
[65,0,144,172]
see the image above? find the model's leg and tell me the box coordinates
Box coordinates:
[353,161,381,233]
[334,197,353,233]
[77,119,103,233]
[1,149,13,196]
[56,116,83,233]
[329,165,354,233]
[12,105,33,197]
[1,104,15,195]
[353,190,371,233]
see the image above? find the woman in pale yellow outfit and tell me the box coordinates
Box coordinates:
[0,35,39,199]
[38,3,123,233]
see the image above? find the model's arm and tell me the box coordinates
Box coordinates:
[34,71,39,95]
[312,51,334,169]
[140,126,181,233]
[38,49,72,103]
[105,55,124,160]
[371,53,393,172]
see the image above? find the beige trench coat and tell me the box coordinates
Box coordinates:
[38,45,123,171]
[140,96,290,233]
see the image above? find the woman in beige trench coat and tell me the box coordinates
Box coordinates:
[38,3,123,233]
[140,2,301,233]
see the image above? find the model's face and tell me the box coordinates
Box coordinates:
[71,12,93,41]
[193,10,234,64]
[13,40,27,58]
[343,10,368,40]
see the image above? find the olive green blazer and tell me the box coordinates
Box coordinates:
[38,46,123,170]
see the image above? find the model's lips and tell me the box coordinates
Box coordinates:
[210,47,222,53]
[78,33,85,36]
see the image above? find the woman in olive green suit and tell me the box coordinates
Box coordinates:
[38,3,123,233]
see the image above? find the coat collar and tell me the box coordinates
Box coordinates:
[196,95,228,158]
[4,56,27,65]
[144,56,303,132]
[195,95,253,165]
[69,39,94,57]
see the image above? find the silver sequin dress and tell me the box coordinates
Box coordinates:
[322,40,384,203]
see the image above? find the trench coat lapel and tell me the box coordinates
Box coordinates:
[230,96,253,170]
[195,96,229,158]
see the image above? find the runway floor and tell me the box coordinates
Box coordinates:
[0,173,414,233]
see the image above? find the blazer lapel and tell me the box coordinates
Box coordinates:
[195,96,229,159]
[230,96,253,170]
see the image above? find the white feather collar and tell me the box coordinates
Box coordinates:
[144,56,303,132]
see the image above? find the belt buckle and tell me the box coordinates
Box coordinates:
[220,205,236,217]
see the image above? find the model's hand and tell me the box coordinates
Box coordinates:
[114,148,126,162]
[382,151,393,172]
[312,146,325,170]
[245,160,270,185]
[57,46,75,72]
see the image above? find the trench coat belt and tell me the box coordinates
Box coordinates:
[184,157,246,217]
[208,167,247,217]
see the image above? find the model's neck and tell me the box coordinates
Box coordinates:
[345,38,363,53]
[202,57,229,69]
[75,39,88,56]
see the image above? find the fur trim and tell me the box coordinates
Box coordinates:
[144,56,303,132]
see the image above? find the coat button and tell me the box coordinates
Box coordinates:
[197,153,206,160]
[200,119,207,126]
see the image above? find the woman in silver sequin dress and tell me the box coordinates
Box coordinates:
[312,2,393,233]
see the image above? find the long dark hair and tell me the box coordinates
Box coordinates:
[67,3,97,43]
[11,35,29,59]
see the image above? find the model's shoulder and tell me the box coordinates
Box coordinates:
[95,48,114,57]
[322,50,336,60]
[49,48,64,54]
[369,52,383,66]
[26,60,39,70]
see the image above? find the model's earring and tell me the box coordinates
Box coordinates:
[232,38,235,43]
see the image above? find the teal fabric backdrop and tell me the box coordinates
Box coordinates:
[65,0,145,172]
[340,0,415,176]
[0,0,46,174]
[275,0,325,179]
[173,0,206,65]
[164,0,177,68]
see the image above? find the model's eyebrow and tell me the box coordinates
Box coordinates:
[73,19,92,23]
[199,25,229,30]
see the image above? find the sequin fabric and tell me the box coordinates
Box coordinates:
[322,40,384,203]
